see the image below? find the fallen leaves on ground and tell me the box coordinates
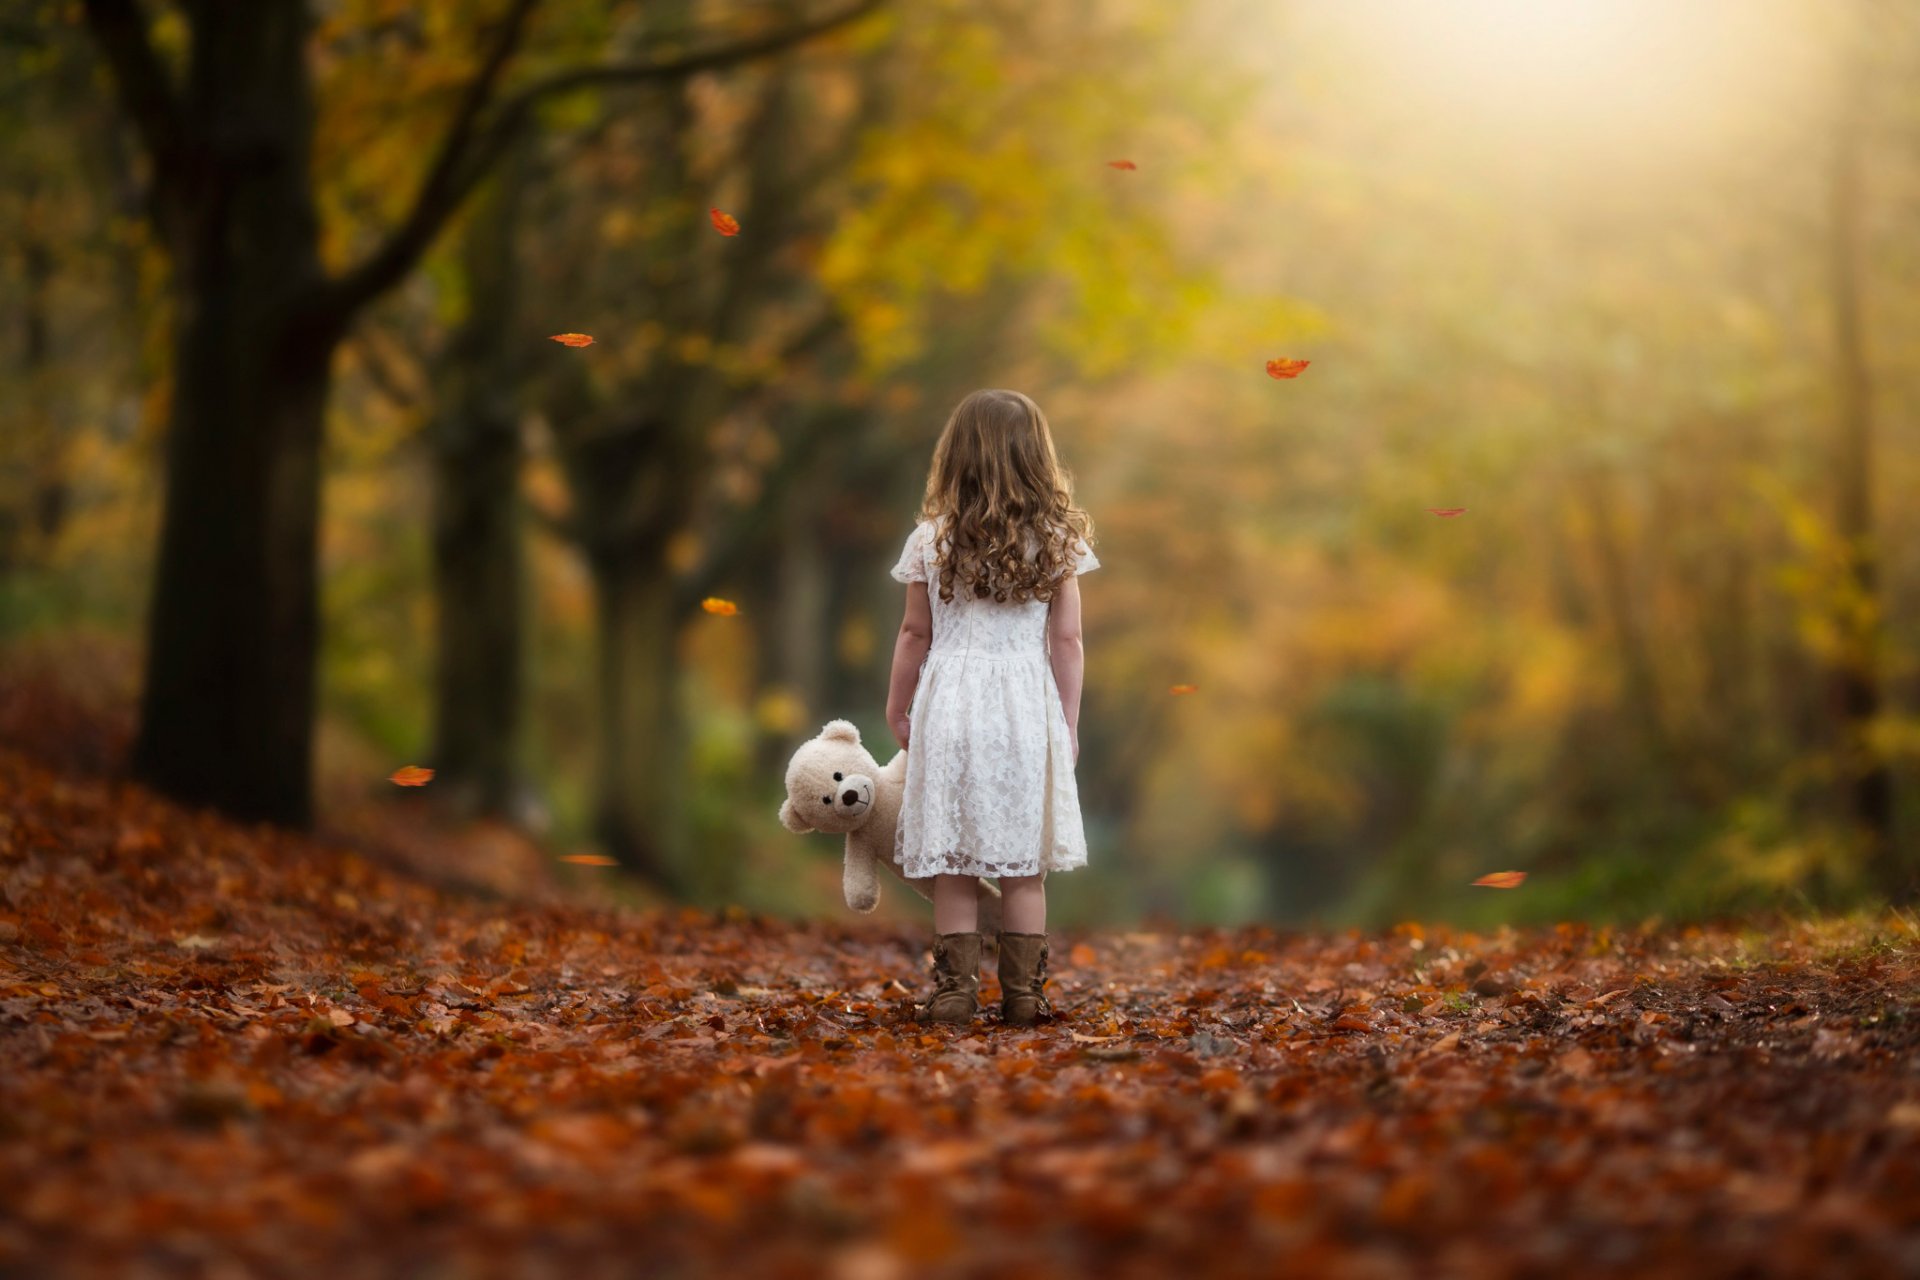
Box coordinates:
[3,746,1918,1278]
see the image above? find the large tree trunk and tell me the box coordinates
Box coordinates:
[1824,37,1901,900]
[428,145,531,820]
[590,548,685,887]
[128,5,341,825]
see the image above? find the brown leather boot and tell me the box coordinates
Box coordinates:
[996,932,1052,1027]
[924,932,981,1025]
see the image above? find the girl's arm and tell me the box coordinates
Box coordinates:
[886,580,933,750]
[1048,575,1085,765]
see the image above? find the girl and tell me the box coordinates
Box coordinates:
[884,388,1098,1027]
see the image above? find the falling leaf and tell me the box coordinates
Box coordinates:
[389,765,434,787]
[1427,507,1468,518]
[548,333,595,347]
[561,854,619,867]
[710,208,740,237]
[1472,871,1527,889]
[1169,684,1199,696]
[1107,159,1138,170]
[702,598,740,616]
[1265,358,1310,379]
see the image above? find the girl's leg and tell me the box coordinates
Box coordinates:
[933,874,980,934]
[1000,873,1046,934]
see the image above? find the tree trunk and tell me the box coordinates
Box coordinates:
[590,547,685,887]
[1824,37,1901,900]
[1573,463,1674,765]
[129,5,341,825]
[429,145,531,820]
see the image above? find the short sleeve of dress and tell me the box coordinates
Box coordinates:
[1071,536,1100,576]
[890,522,930,584]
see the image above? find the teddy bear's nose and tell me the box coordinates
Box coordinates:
[841,789,860,806]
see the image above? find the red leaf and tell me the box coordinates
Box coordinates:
[389,765,434,787]
[1168,684,1199,696]
[548,333,595,347]
[710,208,741,237]
[1107,159,1138,170]
[1427,507,1468,518]
[1472,871,1527,889]
[1265,358,1310,379]
[560,854,618,867]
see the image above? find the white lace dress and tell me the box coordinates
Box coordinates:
[890,518,1099,879]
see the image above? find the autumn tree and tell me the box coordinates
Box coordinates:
[77,0,879,829]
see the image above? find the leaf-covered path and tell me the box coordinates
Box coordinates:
[3,747,1918,1279]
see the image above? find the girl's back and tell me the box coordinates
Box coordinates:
[883,387,1098,1028]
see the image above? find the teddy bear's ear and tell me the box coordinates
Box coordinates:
[821,719,861,744]
[778,799,814,834]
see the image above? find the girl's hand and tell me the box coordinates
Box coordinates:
[891,711,911,752]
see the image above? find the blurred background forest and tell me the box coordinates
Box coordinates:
[2,0,1917,930]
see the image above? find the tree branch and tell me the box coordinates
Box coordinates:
[79,0,184,201]
[321,0,882,326]
[320,0,542,322]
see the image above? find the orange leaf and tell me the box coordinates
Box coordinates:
[1472,871,1527,889]
[1427,507,1468,518]
[1265,358,1310,379]
[1169,684,1199,696]
[389,765,434,787]
[548,333,595,347]
[701,597,740,616]
[561,854,618,867]
[1069,943,1097,966]
[1107,159,1138,170]
[710,208,740,237]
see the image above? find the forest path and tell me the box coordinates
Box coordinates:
[2,748,1917,1278]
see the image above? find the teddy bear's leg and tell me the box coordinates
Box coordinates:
[843,843,881,913]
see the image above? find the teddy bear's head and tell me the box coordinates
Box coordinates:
[779,719,883,836]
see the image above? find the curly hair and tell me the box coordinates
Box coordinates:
[915,389,1095,605]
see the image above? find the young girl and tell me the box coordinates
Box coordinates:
[884,388,1098,1027]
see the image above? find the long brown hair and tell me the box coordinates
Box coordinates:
[916,388,1094,604]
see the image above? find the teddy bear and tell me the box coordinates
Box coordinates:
[779,718,1002,933]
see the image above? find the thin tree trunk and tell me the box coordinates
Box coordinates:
[429,143,531,819]
[1573,462,1674,767]
[1,175,60,571]
[590,547,684,887]
[1824,35,1901,900]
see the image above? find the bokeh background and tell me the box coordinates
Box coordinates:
[3,0,1917,929]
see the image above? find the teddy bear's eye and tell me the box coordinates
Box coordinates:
[833,772,843,781]
[822,796,832,804]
